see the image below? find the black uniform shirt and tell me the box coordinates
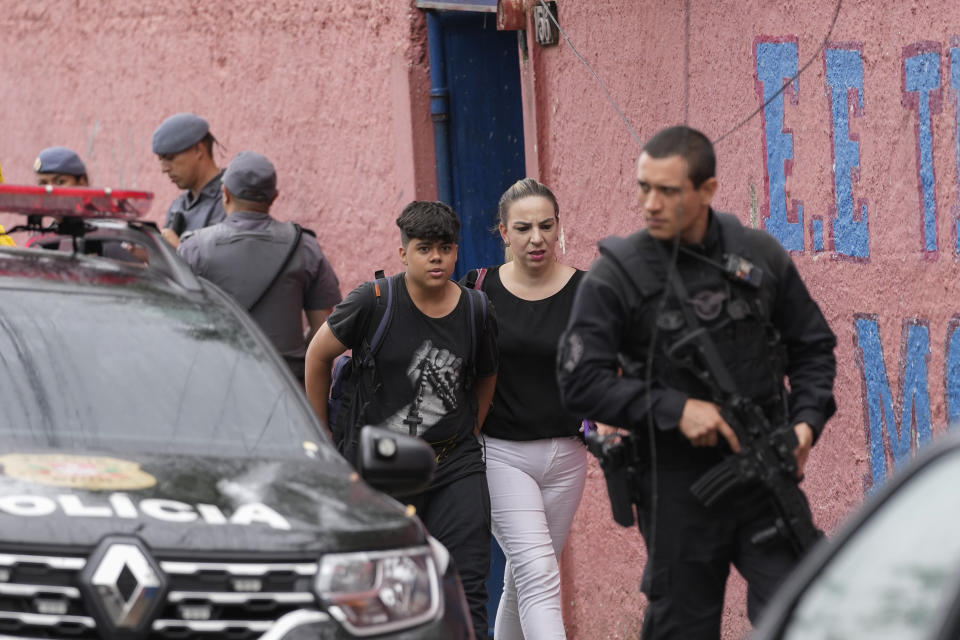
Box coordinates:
[557,211,837,458]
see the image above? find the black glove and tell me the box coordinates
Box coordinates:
[169,211,186,237]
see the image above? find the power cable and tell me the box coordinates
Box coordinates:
[712,0,843,145]
[535,0,843,149]
[534,0,642,146]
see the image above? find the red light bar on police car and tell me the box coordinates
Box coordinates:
[0,184,153,219]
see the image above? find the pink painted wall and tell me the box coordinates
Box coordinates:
[3,0,957,638]
[0,0,435,288]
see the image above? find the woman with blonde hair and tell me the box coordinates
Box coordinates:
[464,178,587,639]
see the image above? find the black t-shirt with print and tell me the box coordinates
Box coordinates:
[327,274,498,488]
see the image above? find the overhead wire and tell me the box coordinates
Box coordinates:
[535,0,843,149]
[712,0,843,145]
[533,0,642,146]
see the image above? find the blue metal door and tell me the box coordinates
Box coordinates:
[426,11,526,279]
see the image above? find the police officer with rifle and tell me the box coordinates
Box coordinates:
[558,126,836,639]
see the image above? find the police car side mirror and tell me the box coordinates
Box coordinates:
[356,426,436,497]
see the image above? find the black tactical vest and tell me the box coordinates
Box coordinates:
[599,213,787,421]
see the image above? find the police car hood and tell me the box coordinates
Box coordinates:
[0,451,424,555]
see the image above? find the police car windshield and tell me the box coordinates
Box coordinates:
[0,286,326,459]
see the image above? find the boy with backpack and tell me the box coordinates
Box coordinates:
[304,200,498,639]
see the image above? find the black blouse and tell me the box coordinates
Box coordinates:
[478,265,585,441]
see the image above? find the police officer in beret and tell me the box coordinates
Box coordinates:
[34,147,88,186]
[27,147,89,250]
[152,112,226,248]
[29,147,141,260]
[178,151,342,382]
[557,126,837,639]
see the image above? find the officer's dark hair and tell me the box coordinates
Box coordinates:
[200,133,216,157]
[396,201,460,246]
[642,126,715,188]
[497,178,559,226]
[224,187,272,213]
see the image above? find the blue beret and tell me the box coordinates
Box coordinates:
[152,113,211,155]
[34,147,87,176]
[223,151,278,202]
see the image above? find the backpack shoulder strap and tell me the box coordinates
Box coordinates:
[472,267,489,290]
[467,285,487,366]
[475,267,488,290]
[463,266,489,290]
[597,230,663,299]
[362,272,399,364]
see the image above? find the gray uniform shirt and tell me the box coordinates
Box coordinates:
[178,211,342,361]
[164,171,227,232]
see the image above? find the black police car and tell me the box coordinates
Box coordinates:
[753,430,960,640]
[0,185,472,639]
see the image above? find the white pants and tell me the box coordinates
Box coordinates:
[484,435,588,640]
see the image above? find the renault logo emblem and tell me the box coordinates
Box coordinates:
[80,536,166,638]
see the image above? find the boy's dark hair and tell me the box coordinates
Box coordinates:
[642,126,715,188]
[396,201,461,246]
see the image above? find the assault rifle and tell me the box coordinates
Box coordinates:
[652,243,823,556]
[687,393,822,555]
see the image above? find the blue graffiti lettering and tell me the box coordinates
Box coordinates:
[826,48,868,258]
[855,317,932,487]
[756,41,803,251]
[904,51,941,254]
[945,318,960,428]
[952,48,960,254]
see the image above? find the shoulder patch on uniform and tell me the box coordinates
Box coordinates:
[559,332,585,374]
